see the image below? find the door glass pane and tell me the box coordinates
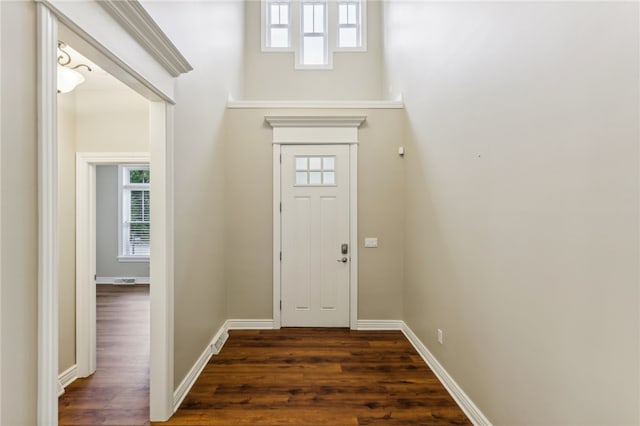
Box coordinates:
[309,157,322,170]
[309,171,322,185]
[322,156,335,170]
[296,172,308,185]
[296,157,308,171]
[323,171,335,185]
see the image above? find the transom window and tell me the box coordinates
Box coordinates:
[263,0,366,69]
[295,156,336,185]
[119,165,150,260]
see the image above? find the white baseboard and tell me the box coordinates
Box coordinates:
[172,318,490,426]
[96,276,150,285]
[58,364,78,397]
[225,319,274,330]
[400,323,492,426]
[172,323,228,412]
[172,319,272,411]
[356,319,404,330]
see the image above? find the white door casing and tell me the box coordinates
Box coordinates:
[37,1,187,422]
[281,145,350,327]
[265,115,366,330]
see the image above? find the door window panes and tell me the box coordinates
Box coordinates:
[294,155,336,186]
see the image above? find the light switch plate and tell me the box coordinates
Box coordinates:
[364,238,378,248]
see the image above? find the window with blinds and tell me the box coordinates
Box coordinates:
[119,165,150,260]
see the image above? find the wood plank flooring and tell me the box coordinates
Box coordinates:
[59,285,470,425]
[59,284,150,426]
[161,329,471,426]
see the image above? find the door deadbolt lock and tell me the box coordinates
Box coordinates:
[341,243,349,255]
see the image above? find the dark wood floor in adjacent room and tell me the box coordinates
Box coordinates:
[59,284,150,426]
[59,285,470,425]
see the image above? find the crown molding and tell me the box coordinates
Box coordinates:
[98,0,193,77]
[264,115,367,128]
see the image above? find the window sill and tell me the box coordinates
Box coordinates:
[118,256,150,263]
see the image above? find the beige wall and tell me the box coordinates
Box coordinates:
[58,92,77,373]
[1,2,38,424]
[57,87,150,374]
[242,0,385,100]
[142,0,245,386]
[384,2,639,424]
[224,108,405,320]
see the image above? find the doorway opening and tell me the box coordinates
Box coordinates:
[38,6,177,422]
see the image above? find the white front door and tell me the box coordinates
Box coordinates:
[281,145,351,327]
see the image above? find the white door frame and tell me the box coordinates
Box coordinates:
[37,3,179,423]
[265,115,366,330]
[75,153,150,378]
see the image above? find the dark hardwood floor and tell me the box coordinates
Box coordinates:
[161,329,471,426]
[59,284,150,426]
[59,285,470,425]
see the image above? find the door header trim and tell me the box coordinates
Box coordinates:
[265,115,367,145]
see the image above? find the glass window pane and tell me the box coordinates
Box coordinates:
[296,157,308,171]
[322,156,335,170]
[309,157,322,170]
[303,36,325,65]
[323,172,335,185]
[271,4,280,24]
[348,4,357,24]
[280,4,289,24]
[314,4,324,32]
[303,4,314,32]
[338,4,348,24]
[339,28,358,47]
[129,169,149,183]
[296,172,308,185]
[270,28,289,47]
[309,171,322,185]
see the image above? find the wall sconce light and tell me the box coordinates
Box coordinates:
[57,42,92,94]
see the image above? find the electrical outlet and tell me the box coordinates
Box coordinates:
[437,329,444,345]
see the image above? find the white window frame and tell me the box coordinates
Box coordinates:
[262,0,293,51]
[118,164,150,262]
[335,0,366,51]
[261,0,367,69]
[297,0,330,69]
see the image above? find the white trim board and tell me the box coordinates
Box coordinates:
[173,324,228,412]
[356,320,491,426]
[95,277,151,285]
[37,5,59,424]
[227,99,404,110]
[57,365,78,397]
[173,319,275,412]
[400,324,492,426]
[267,115,363,330]
[97,1,193,77]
